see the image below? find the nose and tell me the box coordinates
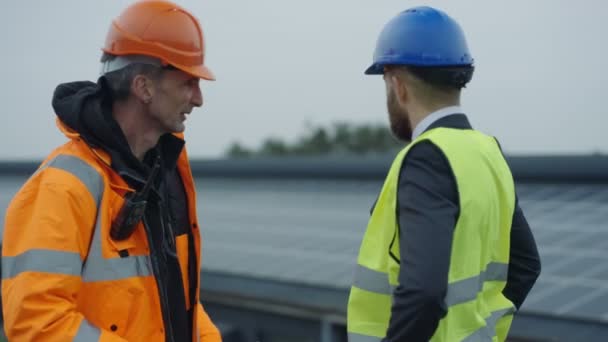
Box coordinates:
[191,81,203,107]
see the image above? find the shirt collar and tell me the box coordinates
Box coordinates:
[411,105,464,140]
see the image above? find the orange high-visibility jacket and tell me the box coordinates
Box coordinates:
[2,121,221,342]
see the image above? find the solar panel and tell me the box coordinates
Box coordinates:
[2,174,608,326]
[196,178,608,324]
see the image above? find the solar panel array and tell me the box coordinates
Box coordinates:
[197,178,608,323]
[2,175,607,324]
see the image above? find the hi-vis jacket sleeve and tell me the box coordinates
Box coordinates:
[1,166,126,342]
[198,302,222,341]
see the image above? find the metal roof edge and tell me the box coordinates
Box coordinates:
[191,154,608,183]
[2,154,607,182]
[200,271,608,341]
[200,271,348,316]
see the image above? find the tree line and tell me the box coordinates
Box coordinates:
[225,122,403,158]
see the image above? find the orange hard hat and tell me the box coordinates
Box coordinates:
[103,0,215,80]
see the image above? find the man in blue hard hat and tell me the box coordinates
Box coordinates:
[347,7,541,342]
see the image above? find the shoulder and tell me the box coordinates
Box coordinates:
[25,145,106,207]
[397,140,459,204]
[401,140,453,177]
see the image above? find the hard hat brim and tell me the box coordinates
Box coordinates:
[364,63,384,75]
[176,63,216,81]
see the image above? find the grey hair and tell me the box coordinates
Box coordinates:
[100,53,165,101]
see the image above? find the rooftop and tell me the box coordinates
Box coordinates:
[2,154,608,341]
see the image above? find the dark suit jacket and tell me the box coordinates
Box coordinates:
[383,114,541,342]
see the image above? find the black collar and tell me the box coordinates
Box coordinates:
[425,113,473,132]
[146,134,185,173]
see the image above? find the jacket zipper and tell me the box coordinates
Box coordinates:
[143,213,176,342]
[159,180,193,342]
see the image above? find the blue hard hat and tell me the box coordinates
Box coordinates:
[365,6,474,75]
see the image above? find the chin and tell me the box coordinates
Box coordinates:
[169,122,186,133]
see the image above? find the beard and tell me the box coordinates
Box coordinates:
[387,87,412,142]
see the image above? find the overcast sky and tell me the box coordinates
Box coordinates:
[0,0,605,160]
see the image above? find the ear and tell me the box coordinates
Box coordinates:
[390,73,409,107]
[131,74,155,104]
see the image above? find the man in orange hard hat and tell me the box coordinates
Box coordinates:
[2,1,221,341]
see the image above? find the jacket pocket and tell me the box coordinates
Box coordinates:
[95,283,143,337]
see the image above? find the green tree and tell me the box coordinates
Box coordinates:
[224,122,403,158]
[293,126,332,155]
[225,142,253,158]
[332,122,352,153]
[259,138,289,156]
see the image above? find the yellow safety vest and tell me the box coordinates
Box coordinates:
[347,127,516,341]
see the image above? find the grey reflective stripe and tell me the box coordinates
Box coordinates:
[74,318,101,341]
[348,332,382,342]
[83,254,152,281]
[81,176,153,282]
[353,262,508,308]
[82,199,152,283]
[37,154,153,282]
[352,264,391,295]
[44,154,104,205]
[1,249,81,279]
[347,307,514,342]
[446,262,509,307]
[485,262,509,282]
[462,307,515,342]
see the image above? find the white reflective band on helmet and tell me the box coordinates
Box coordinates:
[100,55,163,75]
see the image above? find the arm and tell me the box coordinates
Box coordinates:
[197,302,222,341]
[492,138,541,309]
[385,141,458,341]
[2,168,127,342]
[502,196,541,309]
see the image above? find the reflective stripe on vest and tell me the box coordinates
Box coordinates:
[353,261,508,306]
[348,333,381,342]
[462,307,515,342]
[347,307,515,342]
[1,154,152,282]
